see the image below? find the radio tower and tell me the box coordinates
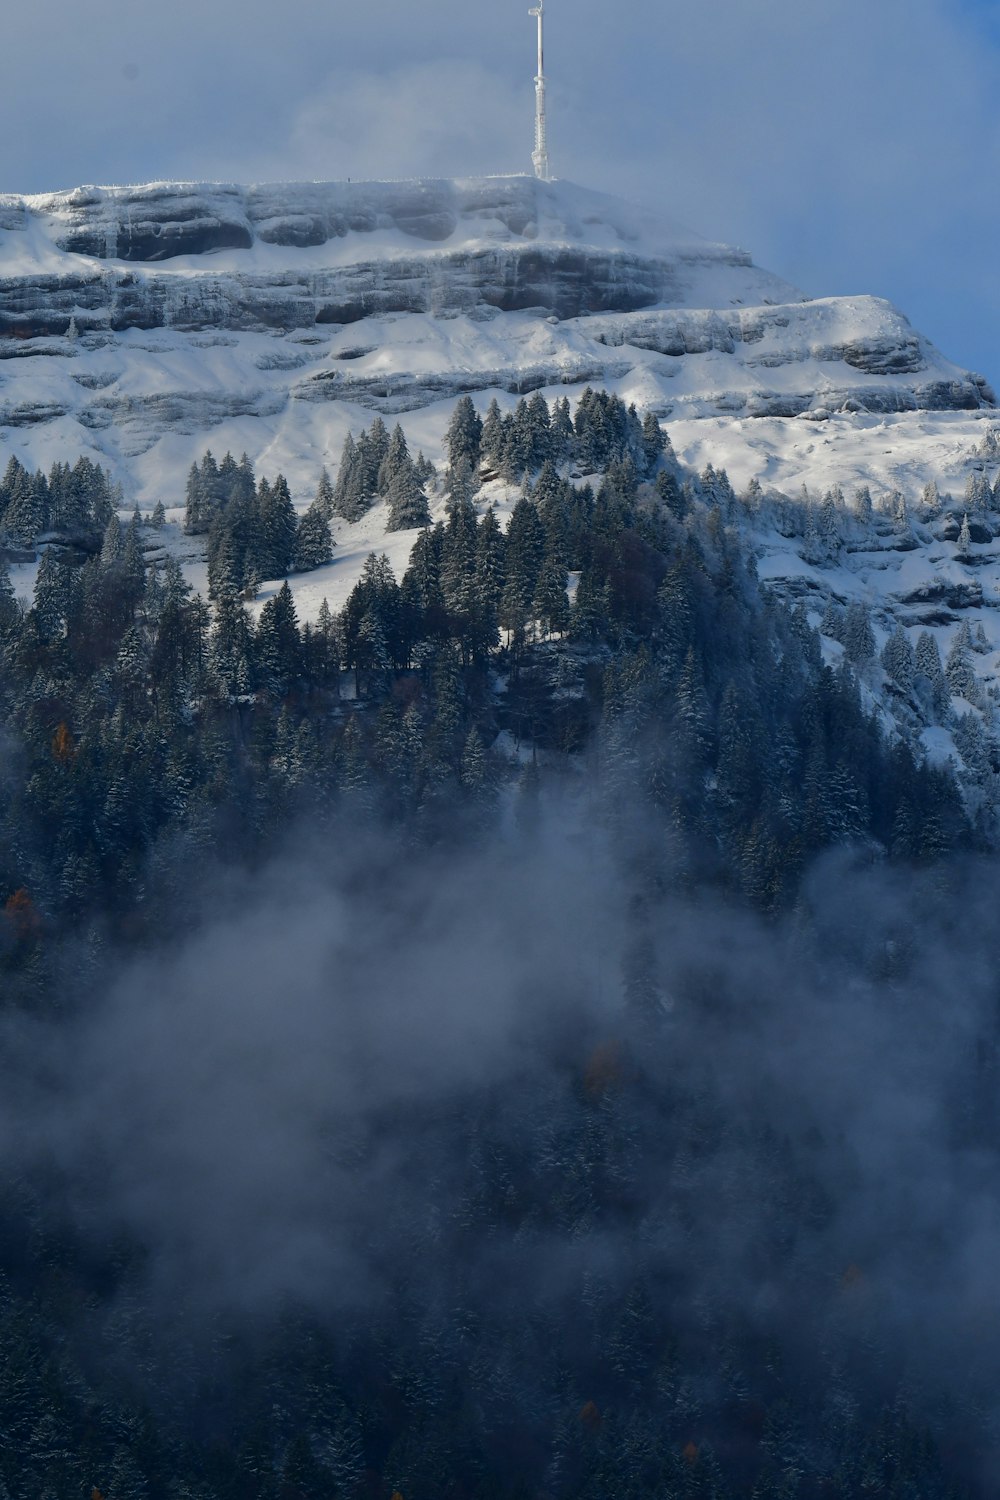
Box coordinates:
[529,0,551,181]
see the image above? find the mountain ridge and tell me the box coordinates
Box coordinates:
[0,173,992,514]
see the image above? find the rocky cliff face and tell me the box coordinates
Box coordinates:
[0,174,992,495]
[6,176,744,262]
[0,176,779,339]
[0,245,737,340]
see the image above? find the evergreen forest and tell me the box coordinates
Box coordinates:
[0,391,995,1499]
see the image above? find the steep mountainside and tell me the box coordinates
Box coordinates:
[6,178,1000,1500]
[0,175,992,501]
[5,172,1000,789]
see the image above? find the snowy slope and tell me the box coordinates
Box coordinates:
[0,173,991,506]
[4,171,1000,781]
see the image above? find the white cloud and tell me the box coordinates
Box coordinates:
[256,60,528,184]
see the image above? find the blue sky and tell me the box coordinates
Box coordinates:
[2,0,998,384]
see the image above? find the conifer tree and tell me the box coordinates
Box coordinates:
[0,455,27,522]
[656,468,686,521]
[474,507,506,647]
[386,464,430,533]
[802,507,825,566]
[570,567,609,642]
[843,602,875,666]
[444,455,478,515]
[953,710,992,784]
[915,629,949,719]
[715,680,760,830]
[550,395,575,463]
[211,589,253,697]
[819,488,844,554]
[0,555,19,641]
[965,472,990,514]
[31,547,67,640]
[533,553,570,639]
[402,525,446,620]
[101,513,123,565]
[362,416,390,497]
[256,474,297,580]
[426,643,466,774]
[49,459,89,536]
[500,497,545,646]
[526,391,553,471]
[446,395,483,474]
[946,624,979,702]
[255,581,302,694]
[341,553,403,677]
[378,424,412,497]
[121,512,146,601]
[674,646,713,769]
[480,398,504,469]
[314,467,335,519]
[3,461,44,547]
[333,432,368,521]
[184,463,205,534]
[881,623,916,693]
[414,450,436,488]
[207,526,244,601]
[641,412,665,476]
[853,485,874,533]
[293,501,334,572]
[460,727,494,813]
[441,492,478,617]
[820,598,846,643]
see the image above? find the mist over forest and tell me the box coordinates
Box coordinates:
[0,391,997,1498]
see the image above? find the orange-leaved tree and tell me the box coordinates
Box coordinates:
[52,722,76,763]
[3,889,41,942]
[579,1400,602,1430]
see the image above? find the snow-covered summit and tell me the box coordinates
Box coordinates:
[0,174,805,336]
[5,173,1000,789]
[0,173,992,514]
[1,175,766,275]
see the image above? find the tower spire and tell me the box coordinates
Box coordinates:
[529,0,550,181]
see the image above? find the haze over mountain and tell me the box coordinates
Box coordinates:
[0,173,992,502]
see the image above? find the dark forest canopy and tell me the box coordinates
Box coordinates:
[0,392,989,1500]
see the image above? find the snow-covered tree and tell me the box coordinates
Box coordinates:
[386,464,431,533]
[446,395,483,474]
[953,710,993,784]
[965,471,990,514]
[881,623,916,693]
[843,602,875,666]
[915,630,950,720]
[946,623,979,703]
[333,432,368,521]
[293,499,334,572]
[378,424,413,497]
[314,466,335,519]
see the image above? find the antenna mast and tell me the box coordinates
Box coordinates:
[529,0,550,181]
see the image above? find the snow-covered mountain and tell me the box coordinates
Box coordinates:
[5,171,1000,781]
[0,175,991,494]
